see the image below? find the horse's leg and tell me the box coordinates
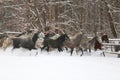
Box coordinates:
[89,46,91,53]
[86,47,91,56]
[100,51,105,57]
[11,47,15,54]
[41,46,44,51]
[46,46,49,52]
[59,47,63,52]
[35,51,38,56]
[65,47,68,51]
[2,46,7,51]
[76,46,83,56]
[41,45,47,52]
[70,48,74,56]
[58,47,61,52]
[79,48,84,56]
[35,49,39,56]
[76,48,79,55]
[76,47,82,55]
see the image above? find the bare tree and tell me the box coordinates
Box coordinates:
[101,0,118,38]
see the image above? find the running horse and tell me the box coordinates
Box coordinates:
[101,34,109,43]
[85,36,105,56]
[41,33,70,52]
[63,32,89,56]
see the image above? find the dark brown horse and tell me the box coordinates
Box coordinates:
[101,34,109,43]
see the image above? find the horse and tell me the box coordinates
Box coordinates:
[114,45,120,52]
[95,38,105,56]
[64,32,90,56]
[0,33,8,47]
[41,33,70,52]
[35,32,61,49]
[82,36,105,56]
[2,30,35,51]
[100,33,120,55]
[101,34,109,43]
[35,32,45,48]
[12,32,39,51]
[94,37,103,51]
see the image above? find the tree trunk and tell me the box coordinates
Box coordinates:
[102,0,120,58]
[102,0,118,38]
[33,0,42,31]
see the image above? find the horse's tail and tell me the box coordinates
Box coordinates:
[2,37,13,51]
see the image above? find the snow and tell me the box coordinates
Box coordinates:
[0,47,120,80]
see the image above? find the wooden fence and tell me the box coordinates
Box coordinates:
[102,39,120,55]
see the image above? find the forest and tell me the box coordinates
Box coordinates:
[0,0,120,38]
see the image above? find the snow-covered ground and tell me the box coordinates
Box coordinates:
[0,47,120,80]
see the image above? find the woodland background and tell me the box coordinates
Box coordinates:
[0,0,120,38]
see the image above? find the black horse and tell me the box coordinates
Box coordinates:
[12,32,39,50]
[41,33,70,52]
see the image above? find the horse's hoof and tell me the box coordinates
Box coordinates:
[35,52,38,56]
[80,54,83,56]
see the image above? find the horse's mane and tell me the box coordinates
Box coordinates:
[56,34,68,42]
[70,32,82,39]
[89,36,103,49]
[32,32,39,43]
[89,36,98,45]
[50,34,60,40]
[70,32,84,46]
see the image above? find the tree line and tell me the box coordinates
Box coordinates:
[0,0,120,38]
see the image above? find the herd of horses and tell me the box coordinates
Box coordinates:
[0,30,111,56]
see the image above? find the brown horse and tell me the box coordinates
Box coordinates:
[0,33,8,47]
[64,32,89,56]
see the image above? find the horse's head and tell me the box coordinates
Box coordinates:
[32,32,40,43]
[101,34,109,43]
[44,33,55,39]
[63,34,70,41]
[0,33,8,39]
[38,32,45,38]
[57,34,70,42]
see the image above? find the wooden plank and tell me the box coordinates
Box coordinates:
[104,51,120,54]
[0,32,22,34]
[88,37,120,42]
[5,31,21,34]
[109,38,120,41]
[102,43,120,46]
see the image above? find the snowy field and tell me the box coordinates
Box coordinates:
[0,47,120,80]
